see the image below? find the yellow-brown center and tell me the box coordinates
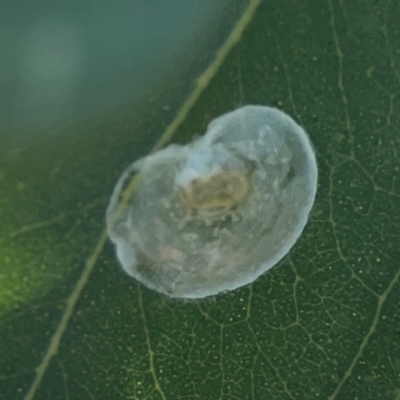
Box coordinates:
[180,171,250,217]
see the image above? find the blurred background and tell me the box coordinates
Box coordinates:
[0,0,244,137]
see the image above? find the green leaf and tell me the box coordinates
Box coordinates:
[1,0,400,399]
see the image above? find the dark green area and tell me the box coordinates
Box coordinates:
[1,0,400,399]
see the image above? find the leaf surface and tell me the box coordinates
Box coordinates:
[1,0,400,399]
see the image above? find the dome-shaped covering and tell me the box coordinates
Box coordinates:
[106,105,318,298]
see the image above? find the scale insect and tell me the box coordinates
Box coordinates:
[106,105,318,299]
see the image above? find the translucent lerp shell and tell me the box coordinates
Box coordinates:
[106,105,318,299]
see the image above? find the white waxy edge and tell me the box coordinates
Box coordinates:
[106,105,318,298]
